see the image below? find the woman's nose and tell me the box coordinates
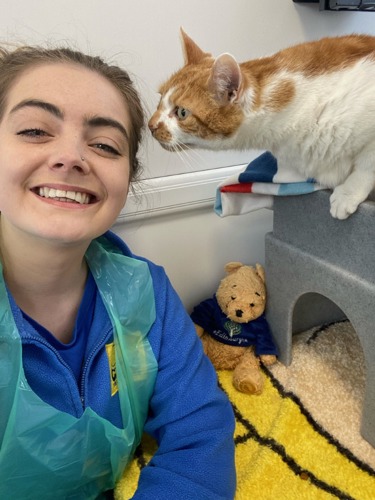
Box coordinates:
[49,141,90,174]
[52,158,89,174]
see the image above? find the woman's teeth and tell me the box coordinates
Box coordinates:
[37,187,91,204]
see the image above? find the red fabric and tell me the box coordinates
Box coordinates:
[220,183,253,193]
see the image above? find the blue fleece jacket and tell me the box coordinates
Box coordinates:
[10,231,236,499]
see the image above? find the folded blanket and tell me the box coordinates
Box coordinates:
[214,152,325,217]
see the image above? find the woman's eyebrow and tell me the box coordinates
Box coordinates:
[85,116,129,142]
[10,99,63,118]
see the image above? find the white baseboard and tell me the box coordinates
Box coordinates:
[118,164,246,221]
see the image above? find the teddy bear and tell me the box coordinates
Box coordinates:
[191,262,278,395]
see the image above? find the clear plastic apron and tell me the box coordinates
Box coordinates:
[0,236,158,499]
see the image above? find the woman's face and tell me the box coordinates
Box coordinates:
[0,62,131,247]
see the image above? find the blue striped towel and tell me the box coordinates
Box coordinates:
[215,152,325,217]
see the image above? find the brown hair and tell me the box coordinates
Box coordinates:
[0,45,145,181]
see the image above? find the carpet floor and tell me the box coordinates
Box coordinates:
[115,320,375,499]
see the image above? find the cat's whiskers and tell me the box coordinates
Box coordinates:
[172,143,195,172]
[173,142,211,172]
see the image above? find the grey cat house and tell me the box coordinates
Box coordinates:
[265,189,375,447]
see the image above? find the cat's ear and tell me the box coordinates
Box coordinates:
[208,53,242,105]
[180,28,211,65]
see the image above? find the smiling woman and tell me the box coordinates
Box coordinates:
[0,63,130,245]
[0,45,236,500]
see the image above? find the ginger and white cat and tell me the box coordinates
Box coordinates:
[149,30,375,219]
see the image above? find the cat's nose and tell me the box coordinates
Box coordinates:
[148,119,158,133]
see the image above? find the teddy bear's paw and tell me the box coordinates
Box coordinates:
[233,372,264,395]
[259,354,277,366]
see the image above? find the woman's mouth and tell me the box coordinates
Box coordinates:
[33,187,95,204]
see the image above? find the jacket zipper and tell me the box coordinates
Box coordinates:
[23,327,112,410]
[79,327,112,407]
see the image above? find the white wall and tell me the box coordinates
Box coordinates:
[114,207,273,312]
[1,1,374,310]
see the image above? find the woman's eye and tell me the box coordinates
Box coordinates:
[175,107,191,121]
[92,143,120,156]
[17,128,48,138]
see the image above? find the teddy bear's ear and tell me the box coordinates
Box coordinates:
[255,263,265,283]
[225,262,243,274]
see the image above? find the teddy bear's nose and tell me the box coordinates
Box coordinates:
[235,309,243,318]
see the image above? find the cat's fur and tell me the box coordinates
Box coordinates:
[149,30,375,219]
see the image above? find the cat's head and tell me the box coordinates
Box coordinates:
[148,29,250,151]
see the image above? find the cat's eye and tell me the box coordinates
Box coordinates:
[175,107,191,121]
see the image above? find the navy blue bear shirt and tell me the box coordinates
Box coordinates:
[191,295,278,356]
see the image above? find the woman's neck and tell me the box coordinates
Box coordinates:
[0,225,91,343]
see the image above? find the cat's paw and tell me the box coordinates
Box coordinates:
[329,188,361,220]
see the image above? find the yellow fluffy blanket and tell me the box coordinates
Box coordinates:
[115,321,375,499]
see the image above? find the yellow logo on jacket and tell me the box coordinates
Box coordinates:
[105,342,118,396]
